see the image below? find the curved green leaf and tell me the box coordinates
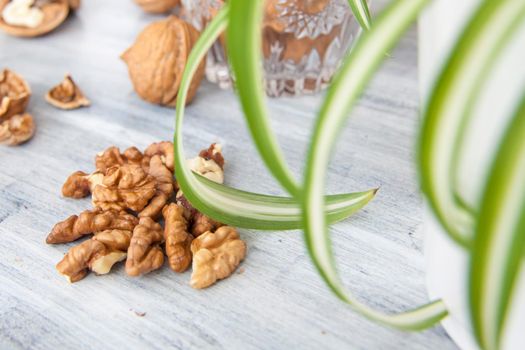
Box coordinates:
[173,5,376,230]
[470,93,525,350]
[419,0,525,248]
[302,0,447,329]
[227,0,299,197]
[348,0,372,31]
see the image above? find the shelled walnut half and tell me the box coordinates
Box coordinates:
[163,203,192,273]
[46,208,138,244]
[0,68,31,122]
[0,0,70,37]
[56,228,133,282]
[121,15,205,106]
[91,164,157,212]
[190,226,246,289]
[125,217,165,276]
[0,113,35,146]
[45,75,90,110]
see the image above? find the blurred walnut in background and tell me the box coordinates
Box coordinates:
[121,15,205,107]
[0,0,80,37]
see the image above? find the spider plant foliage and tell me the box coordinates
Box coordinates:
[174,0,525,343]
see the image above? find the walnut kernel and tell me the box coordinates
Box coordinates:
[190,226,246,289]
[162,203,192,272]
[92,164,157,212]
[126,217,165,276]
[46,209,138,244]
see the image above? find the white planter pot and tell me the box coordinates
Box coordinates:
[419,0,525,349]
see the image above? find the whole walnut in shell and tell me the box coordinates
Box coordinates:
[121,15,205,106]
[134,0,179,14]
[0,68,31,122]
[0,0,70,38]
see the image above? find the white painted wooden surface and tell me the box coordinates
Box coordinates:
[0,1,457,349]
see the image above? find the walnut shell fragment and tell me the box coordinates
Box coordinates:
[45,75,90,110]
[0,68,31,122]
[126,217,165,276]
[0,113,35,146]
[121,15,205,106]
[163,203,192,273]
[0,0,70,38]
[134,0,179,14]
[190,226,246,289]
[46,208,138,244]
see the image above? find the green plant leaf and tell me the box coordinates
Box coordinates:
[173,5,376,230]
[227,0,300,197]
[470,93,525,350]
[348,0,372,31]
[302,0,447,329]
[419,0,525,248]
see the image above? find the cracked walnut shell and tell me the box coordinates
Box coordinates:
[190,226,246,289]
[121,15,205,106]
[0,68,31,122]
[134,0,179,14]
[46,209,138,244]
[0,0,70,38]
[45,75,90,110]
[163,203,192,273]
[126,217,165,276]
[0,113,35,146]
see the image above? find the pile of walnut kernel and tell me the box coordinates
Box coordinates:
[47,141,247,289]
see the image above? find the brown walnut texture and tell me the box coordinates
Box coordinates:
[0,68,31,122]
[47,209,138,244]
[0,113,35,146]
[190,226,246,289]
[121,15,205,106]
[126,217,165,276]
[0,0,70,37]
[92,164,157,212]
[56,228,133,283]
[45,74,90,110]
[134,0,179,14]
[51,141,246,288]
[163,203,193,272]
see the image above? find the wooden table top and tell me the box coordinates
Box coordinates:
[0,1,456,349]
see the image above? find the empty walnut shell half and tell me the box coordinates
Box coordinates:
[0,113,35,146]
[0,0,70,38]
[0,68,31,122]
[134,0,179,14]
[45,75,90,110]
[121,15,205,107]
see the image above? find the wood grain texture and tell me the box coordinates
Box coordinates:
[0,1,457,349]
